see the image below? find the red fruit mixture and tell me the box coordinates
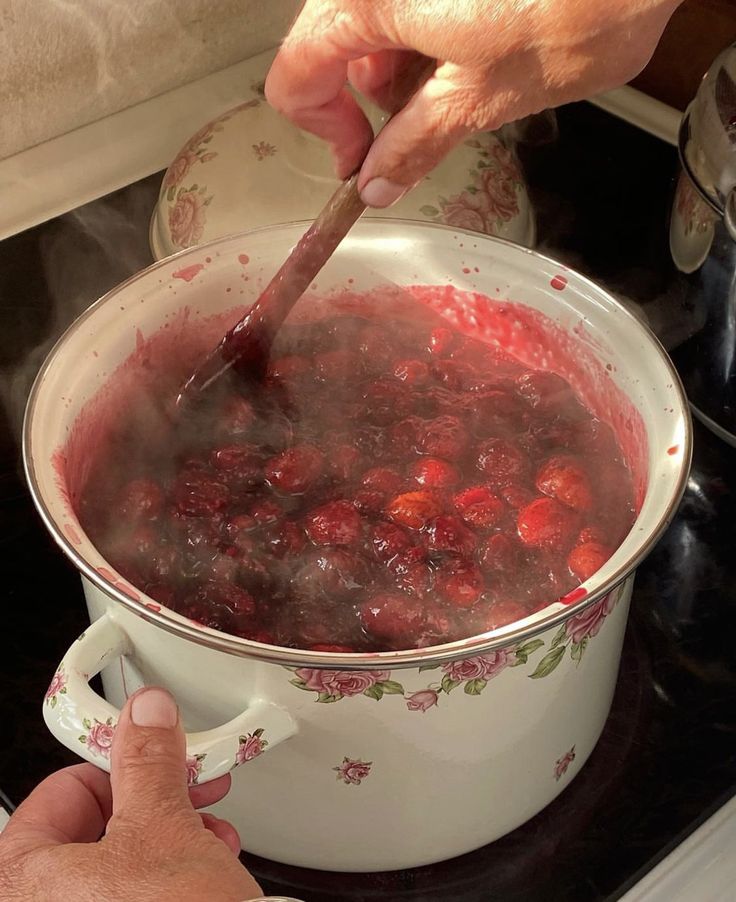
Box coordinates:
[79,307,635,652]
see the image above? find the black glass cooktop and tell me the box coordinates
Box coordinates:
[1,102,735,902]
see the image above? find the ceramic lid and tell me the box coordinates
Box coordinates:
[150,73,535,260]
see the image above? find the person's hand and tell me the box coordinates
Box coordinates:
[266,0,682,207]
[0,687,263,902]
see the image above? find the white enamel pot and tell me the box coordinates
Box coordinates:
[24,221,690,873]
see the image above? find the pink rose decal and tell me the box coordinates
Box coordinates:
[186,753,206,785]
[554,746,576,781]
[168,189,210,248]
[442,649,514,683]
[441,190,493,232]
[565,593,617,645]
[333,757,372,786]
[163,150,197,189]
[490,142,521,184]
[405,689,439,712]
[45,667,67,706]
[292,668,394,701]
[481,167,520,223]
[79,718,115,759]
[252,141,277,160]
[235,729,268,765]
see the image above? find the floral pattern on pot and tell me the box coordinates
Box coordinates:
[235,728,268,765]
[162,99,260,197]
[168,187,213,249]
[333,757,372,786]
[530,592,620,679]
[554,746,576,781]
[415,641,545,698]
[290,669,404,703]
[79,717,116,759]
[45,665,67,708]
[186,753,207,786]
[287,598,620,708]
[419,140,523,235]
[162,87,265,248]
[252,141,277,160]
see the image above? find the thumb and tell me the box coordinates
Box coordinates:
[109,687,194,828]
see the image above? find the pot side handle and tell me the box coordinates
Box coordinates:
[42,615,298,784]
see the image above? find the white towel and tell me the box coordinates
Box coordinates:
[0,0,297,160]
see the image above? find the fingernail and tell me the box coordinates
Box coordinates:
[359,177,407,209]
[131,688,178,728]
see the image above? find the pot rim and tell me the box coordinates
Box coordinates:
[23,219,692,670]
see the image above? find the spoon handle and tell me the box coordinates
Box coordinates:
[178,55,435,401]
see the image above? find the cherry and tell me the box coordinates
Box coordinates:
[265,444,324,494]
[211,444,262,488]
[173,475,229,517]
[436,559,484,608]
[431,359,478,392]
[219,395,257,435]
[453,486,505,528]
[363,379,411,425]
[294,549,369,601]
[249,500,283,525]
[427,326,454,356]
[419,415,468,459]
[361,467,404,495]
[478,533,519,574]
[500,483,535,511]
[516,371,580,416]
[328,444,363,481]
[129,525,157,558]
[468,390,524,437]
[359,592,426,647]
[476,438,529,486]
[385,417,422,457]
[371,522,413,562]
[119,478,163,521]
[224,513,257,547]
[408,457,459,489]
[265,520,307,558]
[517,498,578,551]
[425,515,477,556]
[536,455,593,512]
[357,324,397,368]
[386,490,443,529]
[393,560,433,597]
[314,349,356,382]
[305,500,363,546]
[393,359,430,386]
[567,542,612,580]
[267,355,311,382]
[353,489,386,514]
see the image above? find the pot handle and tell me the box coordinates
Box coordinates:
[42,615,298,784]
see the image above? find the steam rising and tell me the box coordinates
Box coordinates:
[0,178,157,441]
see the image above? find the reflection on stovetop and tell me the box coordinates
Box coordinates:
[0,102,734,902]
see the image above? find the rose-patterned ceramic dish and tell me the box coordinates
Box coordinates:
[149,79,534,261]
[25,221,690,872]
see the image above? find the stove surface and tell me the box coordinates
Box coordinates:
[0,102,734,902]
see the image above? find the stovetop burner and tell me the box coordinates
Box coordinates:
[0,101,735,901]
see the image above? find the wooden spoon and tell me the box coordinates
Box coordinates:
[177,56,435,408]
